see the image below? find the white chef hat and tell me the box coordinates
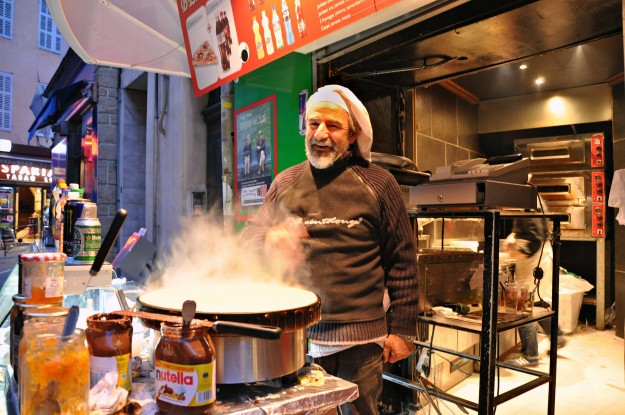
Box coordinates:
[305,85,373,161]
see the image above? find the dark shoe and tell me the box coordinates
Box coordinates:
[504,354,539,367]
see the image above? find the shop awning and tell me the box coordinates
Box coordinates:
[47,0,190,78]
[46,0,453,95]
[27,80,90,143]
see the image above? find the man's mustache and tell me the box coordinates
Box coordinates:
[310,138,334,149]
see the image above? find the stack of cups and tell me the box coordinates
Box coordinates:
[504,282,530,315]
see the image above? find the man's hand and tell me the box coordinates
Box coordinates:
[383,334,416,364]
[264,220,309,274]
[264,221,308,252]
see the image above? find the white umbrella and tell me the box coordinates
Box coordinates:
[47,0,191,78]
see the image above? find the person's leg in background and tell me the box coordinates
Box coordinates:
[537,318,567,354]
[505,323,539,367]
[315,343,384,415]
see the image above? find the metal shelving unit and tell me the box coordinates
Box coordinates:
[385,210,563,415]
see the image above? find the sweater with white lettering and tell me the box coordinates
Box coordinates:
[243,152,418,345]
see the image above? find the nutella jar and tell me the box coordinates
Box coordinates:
[86,313,133,392]
[154,323,216,414]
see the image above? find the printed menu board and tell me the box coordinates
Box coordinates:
[177,0,401,96]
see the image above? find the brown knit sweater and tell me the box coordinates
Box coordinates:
[243,153,418,345]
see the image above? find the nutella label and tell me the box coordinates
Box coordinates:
[155,359,216,407]
[90,354,132,391]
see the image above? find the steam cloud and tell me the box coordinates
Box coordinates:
[148,212,310,293]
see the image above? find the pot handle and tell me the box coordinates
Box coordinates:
[211,321,282,339]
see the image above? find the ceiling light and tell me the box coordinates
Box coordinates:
[519,64,528,70]
[547,97,566,116]
[535,77,545,85]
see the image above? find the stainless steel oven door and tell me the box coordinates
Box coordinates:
[530,175,585,203]
[541,205,586,231]
[529,173,593,237]
[515,136,588,167]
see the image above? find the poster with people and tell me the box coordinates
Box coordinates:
[234,95,276,220]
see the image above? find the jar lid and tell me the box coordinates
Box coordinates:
[23,306,69,318]
[17,302,56,311]
[20,252,67,262]
[12,293,25,303]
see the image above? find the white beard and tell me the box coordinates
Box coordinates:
[305,138,348,169]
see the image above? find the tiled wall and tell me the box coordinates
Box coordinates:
[411,84,480,173]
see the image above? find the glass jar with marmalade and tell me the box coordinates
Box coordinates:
[9,294,55,382]
[19,309,89,414]
[154,322,216,414]
[20,252,67,305]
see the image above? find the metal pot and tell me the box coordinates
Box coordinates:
[135,284,321,384]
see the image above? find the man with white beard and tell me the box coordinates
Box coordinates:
[243,85,418,414]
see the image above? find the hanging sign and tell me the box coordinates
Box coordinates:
[0,159,53,185]
[177,0,402,96]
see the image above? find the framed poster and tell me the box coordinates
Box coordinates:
[234,95,277,221]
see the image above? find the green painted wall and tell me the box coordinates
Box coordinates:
[233,52,312,228]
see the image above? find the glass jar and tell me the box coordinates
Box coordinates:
[9,295,56,383]
[86,313,133,391]
[154,322,216,414]
[20,252,67,305]
[19,316,89,414]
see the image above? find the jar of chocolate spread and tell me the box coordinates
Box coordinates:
[86,313,133,391]
[154,322,216,414]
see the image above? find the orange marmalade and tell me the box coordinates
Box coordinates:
[19,318,89,414]
[20,252,67,305]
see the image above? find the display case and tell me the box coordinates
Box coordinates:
[383,210,563,415]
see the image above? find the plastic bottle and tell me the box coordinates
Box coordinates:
[261,10,274,55]
[253,16,265,59]
[295,0,306,39]
[54,184,70,251]
[50,180,66,245]
[216,13,230,71]
[272,5,284,50]
[282,0,295,46]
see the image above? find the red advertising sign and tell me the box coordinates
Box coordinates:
[177,0,401,96]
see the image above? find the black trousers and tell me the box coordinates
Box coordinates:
[314,343,384,415]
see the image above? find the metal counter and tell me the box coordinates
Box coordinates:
[3,368,358,415]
